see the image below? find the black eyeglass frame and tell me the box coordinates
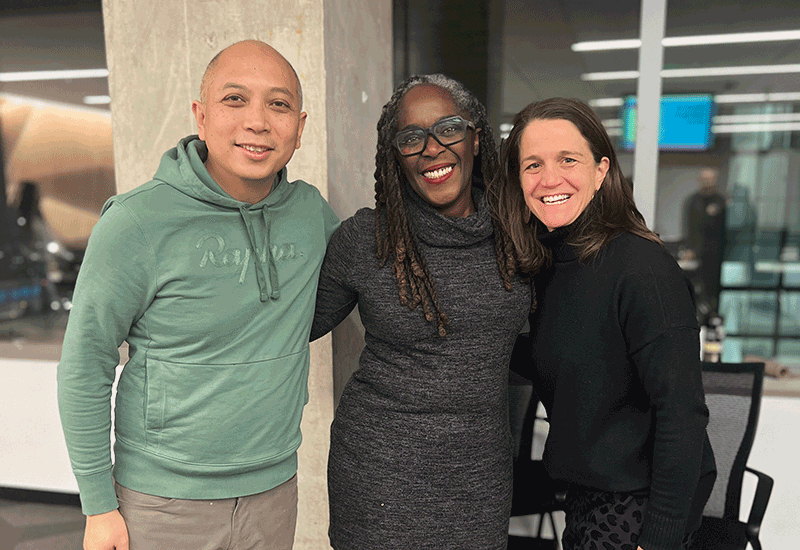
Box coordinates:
[393,115,477,157]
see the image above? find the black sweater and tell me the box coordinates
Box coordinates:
[527,227,715,550]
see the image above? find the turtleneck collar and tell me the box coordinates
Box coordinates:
[403,178,494,248]
[536,221,580,263]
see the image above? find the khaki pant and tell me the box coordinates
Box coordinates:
[115,476,297,550]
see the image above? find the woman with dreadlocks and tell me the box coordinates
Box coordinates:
[311,75,530,549]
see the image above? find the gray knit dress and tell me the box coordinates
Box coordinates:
[311,186,530,550]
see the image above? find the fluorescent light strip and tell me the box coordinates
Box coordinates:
[572,29,800,51]
[665,30,800,46]
[0,68,108,82]
[573,39,641,51]
[0,92,112,116]
[583,70,640,81]
[603,124,800,135]
[714,92,800,103]
[83,95,111,105]
[713,122,800,133]
[664,64,800,77]
[591,92,800,108]
[582,64,800,81]
[602,118,800,134]
[604,113,800,126]
[715,113,800,124]
[590,98,624,108]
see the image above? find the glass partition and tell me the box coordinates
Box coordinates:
[1,7,112,361]
[496,0,800,369]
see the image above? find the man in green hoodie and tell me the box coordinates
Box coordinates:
[58,40,339,550]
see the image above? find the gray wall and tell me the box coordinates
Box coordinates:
[324,0,393,408]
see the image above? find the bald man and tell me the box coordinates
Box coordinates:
[58,40,339,550]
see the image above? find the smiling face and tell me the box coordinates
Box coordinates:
[395,84,479,218]
[191,41,306,203]
[518,118,609,231]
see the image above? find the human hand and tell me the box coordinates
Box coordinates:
[84,509,129,550]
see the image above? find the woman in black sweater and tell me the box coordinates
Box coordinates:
[488,98,716,550]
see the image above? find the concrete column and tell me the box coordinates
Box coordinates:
[101,0,390,547]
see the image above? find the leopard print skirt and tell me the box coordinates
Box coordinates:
[561,487,695,550]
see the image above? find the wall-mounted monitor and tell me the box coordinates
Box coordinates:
[619,94,716,151]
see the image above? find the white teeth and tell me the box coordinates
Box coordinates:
[423,165,453,179]
[242,145,268,153]
[541,194,570,204]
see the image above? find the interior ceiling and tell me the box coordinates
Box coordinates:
[1,1,800,117]
[0,8,107,110]
[502,0,800,117]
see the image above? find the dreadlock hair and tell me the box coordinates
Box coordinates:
[487,97,660,311]
[373,74,518,337]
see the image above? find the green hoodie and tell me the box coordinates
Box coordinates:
[57,136,339,516]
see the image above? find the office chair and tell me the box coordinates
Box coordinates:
[508,334,566,550]
[689,361,774,550]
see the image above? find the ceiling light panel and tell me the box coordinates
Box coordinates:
[572,29,800,51]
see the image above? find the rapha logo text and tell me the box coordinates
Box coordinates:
[196,234,303,284]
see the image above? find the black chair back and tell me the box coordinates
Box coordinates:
[701,361,764,519]
[691,361,773,550]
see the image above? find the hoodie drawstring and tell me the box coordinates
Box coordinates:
[262,208,281,301]
[239,205,280,302]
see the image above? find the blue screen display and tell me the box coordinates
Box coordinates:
[620,94,715,151]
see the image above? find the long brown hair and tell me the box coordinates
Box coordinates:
[374,74,518,336]
[487,97,659,280]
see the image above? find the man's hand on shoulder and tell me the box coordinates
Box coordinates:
[84,509,129,550]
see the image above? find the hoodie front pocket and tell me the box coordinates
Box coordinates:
[144,350,309,467]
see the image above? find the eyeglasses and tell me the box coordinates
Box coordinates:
[394,116,476,157]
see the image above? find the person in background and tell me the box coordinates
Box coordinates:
[311,74,530,549]
[488,97,715,550]
[58,40,338,550]
[683,167,727,320]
